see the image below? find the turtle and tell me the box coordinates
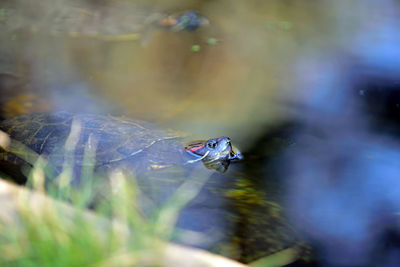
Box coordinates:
[1,0,209,42]
[0,111,243,250]
[0,112,241,175]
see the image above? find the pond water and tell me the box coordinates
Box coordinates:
[1,0,400,266]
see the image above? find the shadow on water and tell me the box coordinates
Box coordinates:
[231,122,303,263]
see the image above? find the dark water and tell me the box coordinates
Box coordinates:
[2,0,400,265]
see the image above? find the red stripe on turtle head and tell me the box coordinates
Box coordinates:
[186,144,205,152]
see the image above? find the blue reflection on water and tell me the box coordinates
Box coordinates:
[285,131,400,265]
[285,3,400,265]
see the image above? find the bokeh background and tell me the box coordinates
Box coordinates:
[2,0,400,266]
[1,0,364,140]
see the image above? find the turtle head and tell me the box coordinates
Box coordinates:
[184,137,243,172]
[160,11,209,32]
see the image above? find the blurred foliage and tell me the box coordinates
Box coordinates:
[0,137,206,266]
[0,175,175,267]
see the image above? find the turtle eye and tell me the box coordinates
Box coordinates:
[207,139,217,149]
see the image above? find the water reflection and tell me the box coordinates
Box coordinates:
[283,1,400,265]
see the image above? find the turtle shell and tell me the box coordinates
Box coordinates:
[0,112,186,174]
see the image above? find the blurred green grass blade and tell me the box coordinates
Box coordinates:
[249,247,299,267]
[154,171,210,240]
[6,138,58,181]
